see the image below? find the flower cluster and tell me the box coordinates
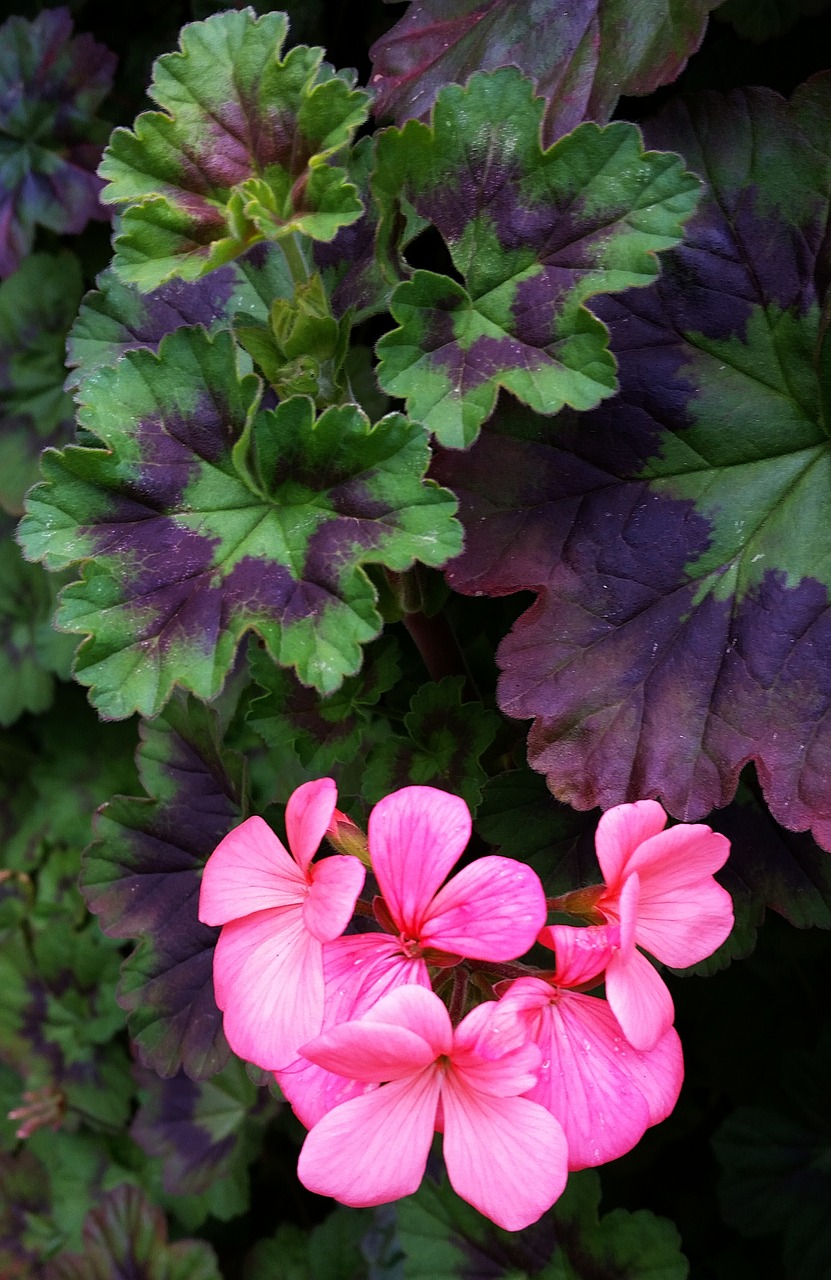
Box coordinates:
[199,782,733,1231]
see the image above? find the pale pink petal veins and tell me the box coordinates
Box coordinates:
[276,1055,373,1130]
[368,786,472,935]
[450,999,541,1096]
[421,856,546,961]
[321,932,429,1029]
[276,937,430,1128]
[605,944,674,1052]
[538,923,619,989]
[441,1079,568,1231]
[303,854,365,942]
[286,777,337,874]
[297,1069,441,1207]
[300,986,452,1085]
[198,816,306,926]
[594,800,668,889]
[213,910,324,1070]
[618,825,733,967]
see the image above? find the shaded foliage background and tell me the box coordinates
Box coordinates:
[2,0,831,1276]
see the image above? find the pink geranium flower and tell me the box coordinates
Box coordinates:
[296,985,568,1231]
[496,925,683,1169]
[198,778,365,1071]
[593,801,733,1050]
[277,785,547,1125]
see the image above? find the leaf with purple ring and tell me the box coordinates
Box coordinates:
[0,8,116,278]
[373,68,701,448]
[100,9,369,290]
[66,242,292,394]
[368,0,719,146]
[41,1184,221,1280]
[19,325,461,718]
[131,1057,268,1200]
[81,695,244,1079]
[433,77,831,847]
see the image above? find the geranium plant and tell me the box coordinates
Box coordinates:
[2,0,831,1275]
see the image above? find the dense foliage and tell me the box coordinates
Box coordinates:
[2,0,831,1274]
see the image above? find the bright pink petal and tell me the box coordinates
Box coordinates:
[441,1081,568,1231]
[300,988,451,1083]
[450,999,541,1096]
[198,816,306,926]
[213,909,323,1069]
[276,1056,373,1130]
[622,826,733,966]
[322,933,429,1029]
[595,801,668,889]
[368,786,472,935]
[297,1069,441,1206]
[511,985,682,1169]
[421,856,546,961]
[538,923,619,989]
[304,854,365,942]
[285,778,337,874]
[605,946,674,1052]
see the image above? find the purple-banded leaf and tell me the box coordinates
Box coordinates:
[373,69,701,448]
[81,696,243,1078]
[19,326,460,718]
[41,1185,221,1280]
[66,242,292,394]
[0,254,84,514]
[0,532,75,726]
[100,10,369,289]
[434,78,831,847]
[131,1057,266,1202]
[0,8,115,278]
[363,675,500,810]
[369,0,718,145]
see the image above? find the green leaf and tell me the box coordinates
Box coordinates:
[0,254,83,515]
[396,1171,689,1279]
[0,533,75,726]
[41,1184,221,1280]
[20,327,461,716]
[100,10,369,289]
[363,676,500,810]
[373,68,700,447]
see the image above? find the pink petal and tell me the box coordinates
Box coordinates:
[510,986,682,1169]
[595,801,667,889]
[441,1081,568,1231]
[304,854,365,942]
[213,909,323,1069]
[538,923,619,989]
[275,938,430,1127]
[285,778,337,874]
[622,826,733,966]
[276,1056,373,1130]
[297,1069,441,1206]
[368,786,471,935]
[450,999,541,1096]
[300,987,451,1083]
[421,857,546,961]
[321,933,430,1029]
[198,816,306,926]
[604,945,674,1052]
